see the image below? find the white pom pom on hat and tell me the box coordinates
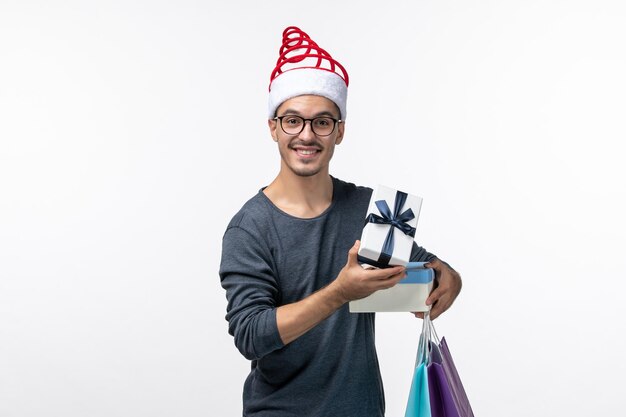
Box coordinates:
[268,26,349,120]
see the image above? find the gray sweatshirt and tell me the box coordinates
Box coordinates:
[219,177,435,417]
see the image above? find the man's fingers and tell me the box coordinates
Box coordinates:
[424,258,441,269]
[356,266,405,291]
[379,270,406,289]
[366,265,405,279]
[425,286,444,306]
[429,293,454,320]
[425,287,452,319]
[429,298,449,320]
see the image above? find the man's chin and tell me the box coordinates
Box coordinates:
[292,168,321,177]
[281,157,328,178]
[289,163,324,177]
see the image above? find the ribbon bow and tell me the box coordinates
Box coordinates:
[365,191,416,266]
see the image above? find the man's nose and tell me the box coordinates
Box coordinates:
[299,120,316,138]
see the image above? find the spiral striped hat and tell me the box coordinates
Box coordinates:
[268,26,349,120]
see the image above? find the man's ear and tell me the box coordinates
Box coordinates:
[268,118,278,142]
[335,121,345,145]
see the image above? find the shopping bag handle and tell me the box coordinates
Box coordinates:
[415,311,434,367]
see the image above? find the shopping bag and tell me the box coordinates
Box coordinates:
[439,337,474,417]
[428,351,460,417]
[405,313,432,417]
[404,362,431,417]
[405,312,474,417]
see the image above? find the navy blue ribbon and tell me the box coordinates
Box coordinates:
[364,191,416,266]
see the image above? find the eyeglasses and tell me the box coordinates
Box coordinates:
[274,115,342,137]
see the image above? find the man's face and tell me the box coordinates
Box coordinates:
[268,95,345,178]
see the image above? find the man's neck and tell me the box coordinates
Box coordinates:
[263,171,334,219]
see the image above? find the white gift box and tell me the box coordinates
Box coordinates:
[357,184,423,267]
[349,263,434,312]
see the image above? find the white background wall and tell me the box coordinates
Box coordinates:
[1,1,625,416]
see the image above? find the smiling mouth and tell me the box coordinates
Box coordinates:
[292,146,322,158]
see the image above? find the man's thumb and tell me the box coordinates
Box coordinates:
[347,240,360,265]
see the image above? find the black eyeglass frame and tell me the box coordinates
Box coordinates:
[273,115,343,137]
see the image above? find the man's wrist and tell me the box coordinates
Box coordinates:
[323,280,349,307]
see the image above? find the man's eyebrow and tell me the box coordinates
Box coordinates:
[277,109,340,119]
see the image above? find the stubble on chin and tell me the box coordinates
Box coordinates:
[281,154,322,177]
[291,166,322,177]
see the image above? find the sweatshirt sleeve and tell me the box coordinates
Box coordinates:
[410,242,437,262]
[219,225,285,360]
[410,242,455,270]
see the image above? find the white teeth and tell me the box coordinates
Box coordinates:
[298,149,317,155]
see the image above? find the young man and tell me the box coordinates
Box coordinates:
[219,26,462,417]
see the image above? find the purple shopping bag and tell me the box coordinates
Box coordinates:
[427,361,460,417]
[426,340,460,417]
[439,337,474,417]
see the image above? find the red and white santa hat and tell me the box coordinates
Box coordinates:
[268,26,349,120]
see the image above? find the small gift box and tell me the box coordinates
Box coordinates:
[357,184,423,268]
[349,262,434,312]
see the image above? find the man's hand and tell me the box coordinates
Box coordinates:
[414,258,462,320]
[331,240,406,303]
[276,240,405,345]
